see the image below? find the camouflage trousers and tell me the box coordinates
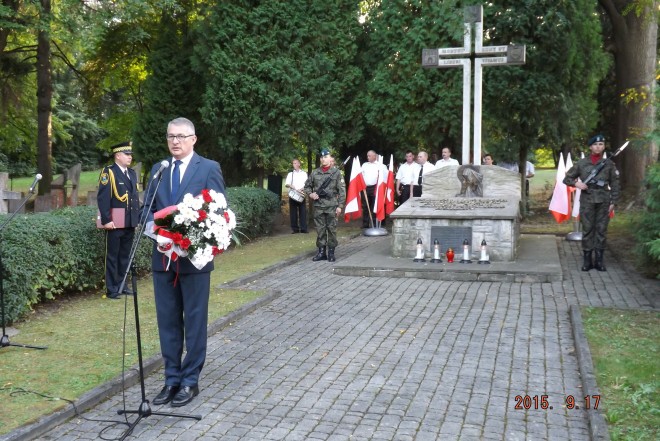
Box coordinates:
[313,208,338,249]
[580,200,610,251]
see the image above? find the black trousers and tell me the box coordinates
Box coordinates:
[399,185,421,205]
[289,197,307,232]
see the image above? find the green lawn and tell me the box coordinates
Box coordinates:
[581,308,659,441]
[0,227,359,435]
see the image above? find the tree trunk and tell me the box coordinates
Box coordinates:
[36,0,53,195]
[599,0,658,194]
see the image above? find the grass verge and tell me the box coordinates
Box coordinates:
[0,227,358,436]
[581,307,659,441]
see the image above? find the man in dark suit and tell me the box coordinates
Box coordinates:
[143,117,226,408]
[97,141,140,299]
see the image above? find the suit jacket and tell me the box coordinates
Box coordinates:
[144,152,226,274]
[97,163,140,228]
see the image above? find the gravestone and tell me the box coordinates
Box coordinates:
[0,172,22,214]
[390,165,520,261]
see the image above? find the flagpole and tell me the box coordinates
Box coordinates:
[362,188,375,228]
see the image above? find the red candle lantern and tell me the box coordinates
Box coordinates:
[446,247,454,263]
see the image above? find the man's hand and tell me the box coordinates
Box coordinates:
[575,181,588,190]
[335,207,342,216]
[103,221,116,230]
[309,192,319,200]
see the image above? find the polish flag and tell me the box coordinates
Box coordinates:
[548,152,571,223]
[571,153,583,218]
[344,157,366,223]
[374,159,388,222]
[385,154,395,215]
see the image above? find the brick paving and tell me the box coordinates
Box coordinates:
[6,235,657,441]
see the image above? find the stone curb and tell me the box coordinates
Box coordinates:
[569,304,611,441]
[0,289,283,441]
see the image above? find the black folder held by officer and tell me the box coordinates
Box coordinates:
[97,141,140,299]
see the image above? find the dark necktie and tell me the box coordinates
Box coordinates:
[418,166,423,186]
[170,160,182,204]
[124,169,130,181]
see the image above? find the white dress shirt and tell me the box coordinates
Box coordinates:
[396,162,421,186]
[435,158,460,167]
[286,169,308,191]
[362,161,386,186]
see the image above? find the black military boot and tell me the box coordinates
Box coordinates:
[581,251,593,272]
[594,249,606,272]
[327,248,336,262]
[312,247,327,261]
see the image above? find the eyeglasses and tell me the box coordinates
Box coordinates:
[166,134,195,142]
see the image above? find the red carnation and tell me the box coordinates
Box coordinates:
[223,212,230,223]
[180,237,192,250]
[197,210,208,222]
[201,189,212,203]
[212,246,223,256]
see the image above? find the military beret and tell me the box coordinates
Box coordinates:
[588,134,605,146]
[111,141,133,155]
[320,148,331,157]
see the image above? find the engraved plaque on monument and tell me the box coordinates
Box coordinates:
[431,226,472,254]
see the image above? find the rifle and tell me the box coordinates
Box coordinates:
[582,141,629,187]
[315,169,338,198]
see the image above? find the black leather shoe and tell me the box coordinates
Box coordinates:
[171,385,199,407]
[106,292,120,300]
[122,287,134,295]
[152,385,179,405]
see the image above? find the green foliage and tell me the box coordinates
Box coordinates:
[483,0,609,159]
[194,0,364,183]
[133,10,203,173]
[634,162,660,278]
[0,187,279,323]
[225,187,281,239]
[0,206,151,324]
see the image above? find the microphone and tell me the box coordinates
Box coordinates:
[152,160,170,180]
[28,174,43,193]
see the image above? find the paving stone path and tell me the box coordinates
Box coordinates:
[8,236,657,441]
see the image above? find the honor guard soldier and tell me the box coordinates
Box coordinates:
[304,148,346,262]
[564,134,620,272]
[97,141,140,299]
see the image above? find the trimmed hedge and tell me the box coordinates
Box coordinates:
[0,187,279,323]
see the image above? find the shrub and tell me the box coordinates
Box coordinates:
[225,187,280,240]
[634,163,660,279]
[0,187,279,323]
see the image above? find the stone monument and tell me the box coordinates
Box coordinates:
[390,165,520,261]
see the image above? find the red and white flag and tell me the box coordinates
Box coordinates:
[344,157,366,223]
[385,154,395,215]
[548,152,571,223]
[571,153,582,218]
[374,159,388,222]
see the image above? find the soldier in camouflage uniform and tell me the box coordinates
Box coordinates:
[563,134,620,272]
[304,149,346,262]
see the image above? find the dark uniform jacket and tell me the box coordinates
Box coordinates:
[304,166,346,211]
[563,156,620,205]
[97,163,140,228]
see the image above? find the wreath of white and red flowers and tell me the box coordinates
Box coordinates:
[149,189,236,270]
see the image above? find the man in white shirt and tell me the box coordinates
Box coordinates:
[435,147,460,167]
[285,159,309,233]
[361,150,387,228]
[416,151,436,196]
[395,150,421,205]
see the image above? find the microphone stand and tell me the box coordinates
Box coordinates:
[114,168,201,440]
[0,183,47,350]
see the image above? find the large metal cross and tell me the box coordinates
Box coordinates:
[422,5,525,166]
